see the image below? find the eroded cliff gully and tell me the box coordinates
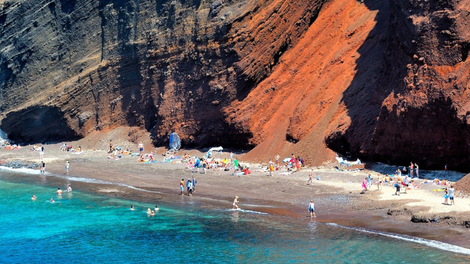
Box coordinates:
[1,0,469,170]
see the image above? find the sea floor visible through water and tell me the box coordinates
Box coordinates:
[0,169,469,263]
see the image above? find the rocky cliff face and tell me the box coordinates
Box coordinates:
[1,0,469,170]
[0,0,323,147]
[325,0,470,170]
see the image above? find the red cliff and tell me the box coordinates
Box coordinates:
[1,0,469,170]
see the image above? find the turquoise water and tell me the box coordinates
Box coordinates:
[0,169,469,263]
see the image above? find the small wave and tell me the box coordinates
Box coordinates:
[0,166,40,175]
[57,175,161,193]
[242,203,276,208]
[225,208,268,215]
[326,223,470,255]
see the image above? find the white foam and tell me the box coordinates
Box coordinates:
[58,175,162,194]
[326,223,470,255]
[226,208,268,215]
[0,166,40,175]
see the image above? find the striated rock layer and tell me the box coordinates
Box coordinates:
[1,0,470,170]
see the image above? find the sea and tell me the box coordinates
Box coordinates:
[0,168,469,264]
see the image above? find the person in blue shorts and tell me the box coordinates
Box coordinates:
[308,200,316,218]
[448,185,455,205]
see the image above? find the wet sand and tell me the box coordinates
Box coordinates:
[1,142,470,249]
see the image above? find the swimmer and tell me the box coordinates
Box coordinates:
[151,210,155,216]
[130,205,135,211]
[32,195,37,200]
[155,205,159,211]
[147,208,152,214]
[67,184,72,193]
[232,196,239,210]
[57,188,63,195]
[50,198,55,203]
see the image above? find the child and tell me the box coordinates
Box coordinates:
[444,189,449,205]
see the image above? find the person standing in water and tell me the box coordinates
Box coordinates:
[186,179,193,196]
[180,178,185,195]
[192,177,197,193]
[308,200,316,218]
[67,184,72,193]
[232,196,239,209]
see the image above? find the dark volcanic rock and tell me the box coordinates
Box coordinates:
[0,0,323,150]
[1,0,470,171]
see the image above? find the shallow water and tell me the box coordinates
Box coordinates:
[0,169,469,263]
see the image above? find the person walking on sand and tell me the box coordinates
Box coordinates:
[448,185,455,205]
[41,162,46,174]
[65,161,70,174]
[295,156,301,171]
[394,180,401,196]
[109,140,113,153]
[367,174,372,190]
[410,162,414,177]
[362,177,368,191]
[415,163,419,178]
[232,196,239,210]
[180,178,185,195]
[308,200,316,218]
[376,175,383,190]
[40,146,44,160]
[307,169,314,185]
[268,159,274,176]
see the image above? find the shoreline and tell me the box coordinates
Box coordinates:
[1,142,470,250]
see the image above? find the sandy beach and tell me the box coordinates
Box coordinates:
[2,134,470,249]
